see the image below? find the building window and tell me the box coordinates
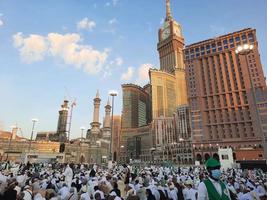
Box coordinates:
[242,35,247,43]
[235,36,240,42]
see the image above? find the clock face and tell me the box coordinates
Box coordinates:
[174,26,182,37]
[162,28,170,40]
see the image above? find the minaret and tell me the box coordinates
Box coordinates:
[57,100,69,142]
[89,90,101,143]
[93,90,101,124]
[104,99,111,128]
[102,99,111,140]
[11,126,18,140]
[165,0,172,22]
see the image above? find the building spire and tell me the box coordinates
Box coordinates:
[165,0,172,21]
[96,89,100,99]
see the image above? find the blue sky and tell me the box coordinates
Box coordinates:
[0,0,266,139]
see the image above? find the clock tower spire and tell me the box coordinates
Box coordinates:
[165,0,172,21]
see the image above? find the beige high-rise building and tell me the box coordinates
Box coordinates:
[150,0,188,119]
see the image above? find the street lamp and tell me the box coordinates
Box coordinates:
[200,144,204,164]
[150,147,156,164]
[109,90,118,162]
[178,138,184,164]
[96,140,101,164]
[119,145,125,163]
[236,44,267,160]
[28,118,38,153]
[80,126,85,142]
[192,144,196,164]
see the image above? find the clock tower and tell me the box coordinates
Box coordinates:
[157,0,185,74]
[150,0,188,118]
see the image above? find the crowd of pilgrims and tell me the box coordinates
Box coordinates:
[0,161,266,200]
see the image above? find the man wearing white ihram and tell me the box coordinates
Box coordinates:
[64,164,73,188]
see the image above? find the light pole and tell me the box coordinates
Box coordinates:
[192,144,196,165]
[150,147,156,164]
[200,144,204,164]
[236,44,267,160]
[120,145,124,163]
[28,118,38,153]
[80,127,85,142]
[209,143,212,157]
[179,138,184,164]
[96,140,101,164]
[109,90,118,162]
[79,127,85,163]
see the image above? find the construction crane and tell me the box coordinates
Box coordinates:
[64,87,77,141]
[67,99,76,141]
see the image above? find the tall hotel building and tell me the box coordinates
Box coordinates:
[120,84,152,162]
[184,28,267,160]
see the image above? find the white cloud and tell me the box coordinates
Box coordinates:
[13,32,48,63]
[112,0,119,6]
[13,32,110,74]
[136,63,153,85]
[105,2,111,7]
[77,18,96,31]
[121,67,134,81]
[115,57,123,66]
[48,33,109,74]
[0,19,3,26]
[109,18,117,25]
[105,0,119,7]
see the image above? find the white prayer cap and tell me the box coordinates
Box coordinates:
[110,192,117,196]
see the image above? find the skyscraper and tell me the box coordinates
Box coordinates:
[121,84,151,129]
[150,0,188,118]
[120,84,152,162]
[184,28,267,161]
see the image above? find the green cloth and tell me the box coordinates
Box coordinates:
[204,179,230,200]
[205,158,221,168]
